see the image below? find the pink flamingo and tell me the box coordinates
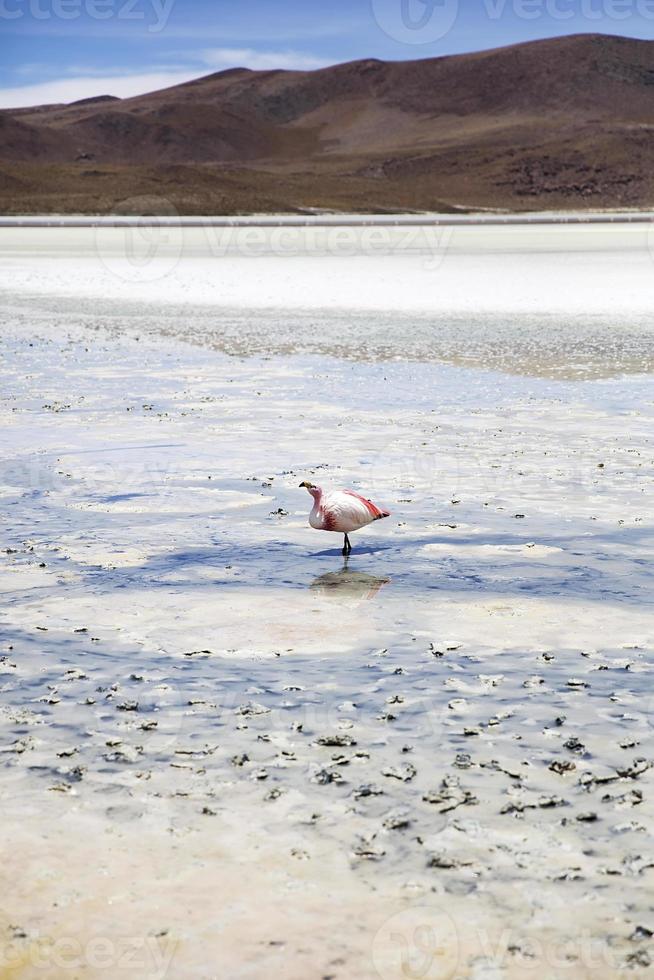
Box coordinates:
[299,481,391,556]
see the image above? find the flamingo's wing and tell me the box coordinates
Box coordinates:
[342,490,391,520]
[319,491,373,532]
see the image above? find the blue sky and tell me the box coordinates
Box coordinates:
[1,0,653,107]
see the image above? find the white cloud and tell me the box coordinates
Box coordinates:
[0,48,328,109]
[199,47,328,71]
[0,71,201,108]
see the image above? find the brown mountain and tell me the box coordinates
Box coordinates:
[1,33,654,214]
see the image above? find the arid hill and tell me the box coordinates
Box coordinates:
[1,33,653,214]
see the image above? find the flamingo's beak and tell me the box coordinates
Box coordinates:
[299,481,315,489]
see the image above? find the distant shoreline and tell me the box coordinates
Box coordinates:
[1,210,653,228]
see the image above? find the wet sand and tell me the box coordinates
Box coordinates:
[1,230,653,977]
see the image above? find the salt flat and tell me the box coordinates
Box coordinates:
[3,219,654,318]
[0,224,653,978]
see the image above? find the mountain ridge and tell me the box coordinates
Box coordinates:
[2,33,653,213]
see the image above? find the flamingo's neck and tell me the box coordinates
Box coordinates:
[307,486,326,530]
[308,486,323,506]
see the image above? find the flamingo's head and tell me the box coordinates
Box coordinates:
[299,480,321,500]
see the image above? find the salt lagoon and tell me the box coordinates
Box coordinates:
[0,220,653,978]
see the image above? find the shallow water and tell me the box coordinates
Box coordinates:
[1,254,654,977]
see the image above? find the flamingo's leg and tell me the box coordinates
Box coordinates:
[342,533,352,556]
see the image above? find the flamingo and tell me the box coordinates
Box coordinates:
[299,481,391,556]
